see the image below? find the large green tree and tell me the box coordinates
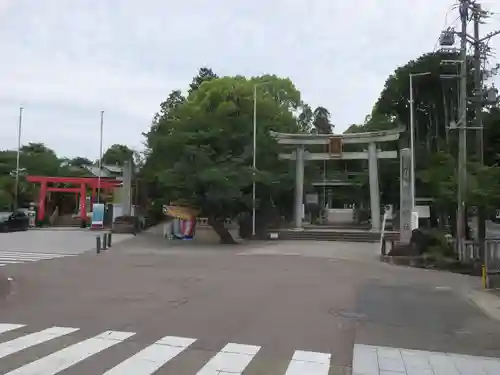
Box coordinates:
[0,143,69,209]
[188,67,218,96]
[312,106,333,134]
[144,73,308,242]
[102,144,134,166]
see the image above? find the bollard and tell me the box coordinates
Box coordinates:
[102,234,108,250]
[107,232,112,247]
[96,235,101,254]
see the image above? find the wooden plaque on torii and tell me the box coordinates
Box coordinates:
[328,136,343,156]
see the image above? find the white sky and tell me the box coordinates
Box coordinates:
[0,0,499,158]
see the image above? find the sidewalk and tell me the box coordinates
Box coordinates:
[468,289,500,322]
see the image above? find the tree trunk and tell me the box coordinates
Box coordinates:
[208,216,237,244]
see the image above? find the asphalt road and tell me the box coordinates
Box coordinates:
[0,235,498,374]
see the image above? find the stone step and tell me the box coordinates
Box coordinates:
[276,229,399,243]
[53,215,81,227]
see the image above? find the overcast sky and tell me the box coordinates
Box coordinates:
[0,0,499,159]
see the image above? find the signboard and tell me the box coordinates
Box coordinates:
[91,203,105,228]
[400,148,412,244]
[411,211,419,230]
[328,136,342,156]
[305,193,319,204]
[415,205,430,219]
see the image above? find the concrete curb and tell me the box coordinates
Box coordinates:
[467,290,500,322]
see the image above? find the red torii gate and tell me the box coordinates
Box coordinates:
[26,176,122,222]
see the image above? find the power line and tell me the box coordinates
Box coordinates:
[433,2,461,52]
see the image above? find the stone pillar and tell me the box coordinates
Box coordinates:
[400,148,412,244]
[294,146,305,229]
[368,142,380,231]
[121,160,132,216]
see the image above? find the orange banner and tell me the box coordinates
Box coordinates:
[162,205,199,220]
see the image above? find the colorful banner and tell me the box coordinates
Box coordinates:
[162,204,198,240]
[163,205,199,220]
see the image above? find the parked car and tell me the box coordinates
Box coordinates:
[0,211,30,232]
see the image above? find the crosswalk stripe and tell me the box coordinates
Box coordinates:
[102,335,196,374]
[0,251,74,257]
[0,327,79,359]
[0,324,25,335]
[0,258,64,262]
[195,343,261,375]
[283,350,331,375]
[0,261,23,264]
[0,258,38,261]
[4,330,135,375]
[0,255,68,259]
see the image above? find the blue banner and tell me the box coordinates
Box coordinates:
[91,203,105,228]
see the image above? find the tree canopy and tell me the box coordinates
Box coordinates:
[143,71,322,241]
[102,144,134,166]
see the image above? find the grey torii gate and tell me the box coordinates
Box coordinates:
[271,127,405,231]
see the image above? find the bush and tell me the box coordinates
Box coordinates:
[354,208,370,224]
[411,228,454,257]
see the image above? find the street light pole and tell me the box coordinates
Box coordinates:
[409,75,415,211]
[409,72,431,211]
[252,85,257,237]
[97,110,104,204]
[14,106,23,210]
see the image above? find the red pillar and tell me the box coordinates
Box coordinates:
[37,181,47,221]
[80,183,87,222]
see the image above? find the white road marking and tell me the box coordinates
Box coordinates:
[195,343,261,375]
[0,251,75,259]
[0,252,75,259]
[0,324,25,335]
[0,256,62,260]
[102,335,196,374]
[5,330,135,375]
[0,251,77,267]
[284,350,331,375]
[0,327,79,359]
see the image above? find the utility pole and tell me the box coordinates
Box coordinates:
[456,0,468,254]
[473,2,486,260]
[252,85,257,237]
[14,106,23,210]
[97,110,104,204]
[470,1,500,262]
[449,0,500,256]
